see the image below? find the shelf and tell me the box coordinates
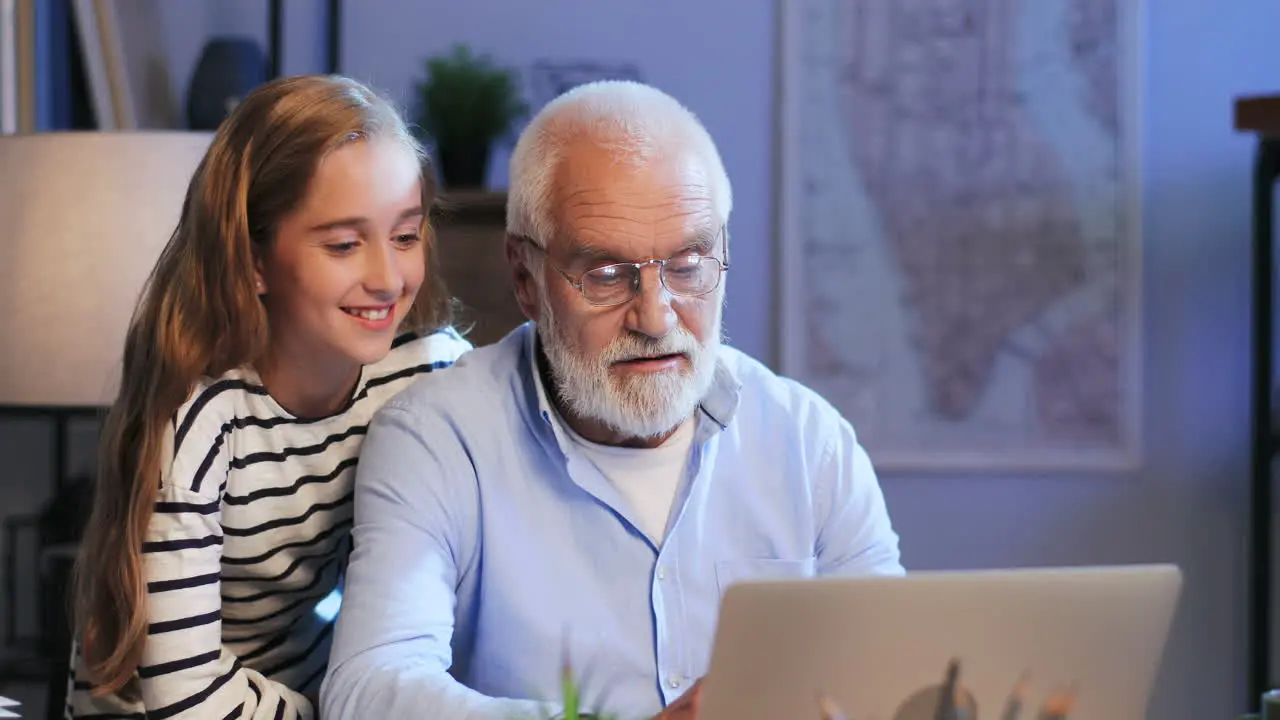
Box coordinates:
[433,191,506,224]
[429,190,524,348]
[1239,92,1280,706]
[1236,95,1280,137]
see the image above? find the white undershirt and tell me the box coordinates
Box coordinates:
[562,416,695,543]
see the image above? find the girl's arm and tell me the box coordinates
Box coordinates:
[137,482,314,719]
[135,414,314,720]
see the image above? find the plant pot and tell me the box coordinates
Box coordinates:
[437,143,491,189]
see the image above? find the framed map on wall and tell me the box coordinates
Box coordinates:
[776,0,1144,471]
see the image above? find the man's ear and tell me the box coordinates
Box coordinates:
[505,234,540,322]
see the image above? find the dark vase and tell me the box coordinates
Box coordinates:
[437,143,491,189]
[187,37,268,130]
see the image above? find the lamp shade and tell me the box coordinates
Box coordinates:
[0,131,212,407]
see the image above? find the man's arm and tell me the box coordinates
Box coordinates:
[320,402,551,720]
[813,417,905,576]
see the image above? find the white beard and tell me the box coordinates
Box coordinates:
[538,293,720,441]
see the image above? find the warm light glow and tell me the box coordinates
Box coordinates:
[0,132,212,407]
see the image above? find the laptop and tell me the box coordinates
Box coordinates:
[699,564,1182,720]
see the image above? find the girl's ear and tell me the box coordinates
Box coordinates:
[253,254,267,295]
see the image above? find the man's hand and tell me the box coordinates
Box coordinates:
[651,679,703,719]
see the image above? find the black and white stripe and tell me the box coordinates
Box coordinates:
[66,328,471,719]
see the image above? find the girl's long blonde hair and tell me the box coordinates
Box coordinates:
[73,74,452,696]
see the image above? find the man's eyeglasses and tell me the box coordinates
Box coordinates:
[517,229,730,307]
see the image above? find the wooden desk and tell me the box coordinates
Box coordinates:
[432,191,528,348]
[1234,93,1280,703]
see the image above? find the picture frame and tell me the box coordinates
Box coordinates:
[774,0,1145,472]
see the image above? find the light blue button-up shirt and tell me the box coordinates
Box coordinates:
[322,323,903,720]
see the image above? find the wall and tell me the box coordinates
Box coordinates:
[4,2,1276,719]
[309,5,1280,717]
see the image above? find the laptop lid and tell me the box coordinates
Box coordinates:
[699,564,1182,720]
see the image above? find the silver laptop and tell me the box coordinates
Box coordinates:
[699,564,1182,720]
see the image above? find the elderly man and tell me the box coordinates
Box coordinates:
[321,80,903,720]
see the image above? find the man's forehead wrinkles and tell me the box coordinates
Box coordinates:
[563,206,707,228]
[563,195,714,214]
[659,207,712,223]
[564,195,696,211]
[561,187,602,203]
[561,181,711,203]
[570,208,634,220]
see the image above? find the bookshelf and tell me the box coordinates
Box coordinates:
[433,191,528,347]
[1234,93,1280,703]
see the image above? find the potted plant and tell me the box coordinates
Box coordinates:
[413,43,529,189]
[546,655,618,720]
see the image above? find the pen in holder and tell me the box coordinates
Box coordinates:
[816,659,1078,720]
[1259,689,1280,720]
[934,659,1076,720]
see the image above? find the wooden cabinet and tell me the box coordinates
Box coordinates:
[432,191,528,347]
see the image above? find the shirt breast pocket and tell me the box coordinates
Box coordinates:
[714,556,817,596]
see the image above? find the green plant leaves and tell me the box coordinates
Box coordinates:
[413,43,529,150]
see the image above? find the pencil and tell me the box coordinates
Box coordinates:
[817,691,848,720]
[1000,671,1032,720]
[1038,682,1078,720]
[936,658,961,720]
[952,677,977,720]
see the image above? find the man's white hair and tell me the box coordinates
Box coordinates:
[507,80,733,246]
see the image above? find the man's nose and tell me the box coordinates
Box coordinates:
[624,264,676,339]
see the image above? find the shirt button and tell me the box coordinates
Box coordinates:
[657,567,667,581]
[667,674,682,689]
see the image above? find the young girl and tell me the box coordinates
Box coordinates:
[65,74,471,719]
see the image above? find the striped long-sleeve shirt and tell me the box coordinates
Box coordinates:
[66,328,472,720]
